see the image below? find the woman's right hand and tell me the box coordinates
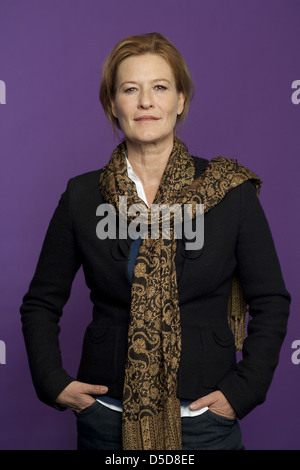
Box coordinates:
[55,380,109,413]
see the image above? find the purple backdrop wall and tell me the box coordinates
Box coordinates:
[0,0,299,450]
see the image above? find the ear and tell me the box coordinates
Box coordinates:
[111,99,118,119]
[177,92,185,116]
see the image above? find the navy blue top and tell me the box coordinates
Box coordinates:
[127,237,142,281]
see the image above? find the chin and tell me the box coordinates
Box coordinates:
[129,132,172,146]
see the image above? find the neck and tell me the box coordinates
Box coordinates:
[126,137,174,187]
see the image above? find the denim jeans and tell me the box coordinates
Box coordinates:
[75,401,245,450]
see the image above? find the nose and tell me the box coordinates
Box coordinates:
[138,88,154,109]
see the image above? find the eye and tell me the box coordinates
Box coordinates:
[124,87,137,93]
[155,85,167,90]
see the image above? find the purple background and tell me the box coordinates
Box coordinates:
[0,0,299,450]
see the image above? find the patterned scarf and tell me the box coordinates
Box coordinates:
[99,137,262,450]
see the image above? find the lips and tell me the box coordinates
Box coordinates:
[134,115,160,121]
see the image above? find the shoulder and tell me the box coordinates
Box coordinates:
[191,155,209,178]
[198,155,262,195]
[62,168,105,206]
[65,168,105,194]
[67,168,104,188]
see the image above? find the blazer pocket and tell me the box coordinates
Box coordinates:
[78,325,120,384]
[202,328,236,389]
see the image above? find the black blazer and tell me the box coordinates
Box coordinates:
[20,157,290,419]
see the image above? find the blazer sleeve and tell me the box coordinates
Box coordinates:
[217,180,291,419]
[20,178,81,409]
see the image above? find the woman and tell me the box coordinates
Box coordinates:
[20,33,290,450]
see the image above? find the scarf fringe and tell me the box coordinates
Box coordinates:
[227,274,248,351]
[122,396,181,450]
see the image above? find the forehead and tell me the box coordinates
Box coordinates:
[116,54,175,83]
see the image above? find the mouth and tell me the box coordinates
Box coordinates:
[134,116,160,122]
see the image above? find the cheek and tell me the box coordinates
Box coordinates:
[113,96,131,120]
[163,101,181,123]
[164,97,181,115]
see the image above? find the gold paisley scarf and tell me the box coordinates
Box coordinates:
[99,137,262,450]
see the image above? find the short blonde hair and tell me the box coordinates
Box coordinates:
[99,32,194,132]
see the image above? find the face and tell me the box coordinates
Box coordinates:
[111,54,185,146]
